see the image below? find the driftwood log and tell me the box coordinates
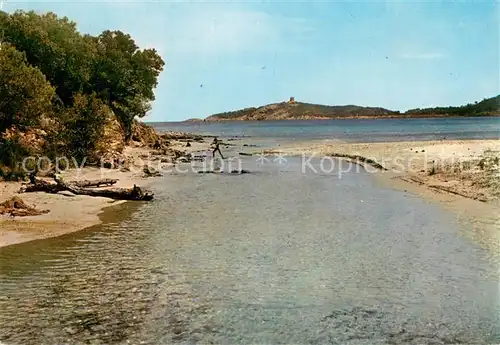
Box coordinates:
[70,179,118,188]
[21,178,61,194]
[19,178,153,201]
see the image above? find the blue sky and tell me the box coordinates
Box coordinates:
[5,0,499,121]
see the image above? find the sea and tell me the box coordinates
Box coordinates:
[150,116,500,142]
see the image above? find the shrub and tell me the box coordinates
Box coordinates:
[0,135,31,180]
[58,93,109,166]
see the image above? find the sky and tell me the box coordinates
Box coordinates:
[4,0,499,121]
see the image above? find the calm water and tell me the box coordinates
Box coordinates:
[0,156,499,344]
[151,117,500,142]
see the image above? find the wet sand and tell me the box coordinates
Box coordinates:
[0,140,212,248]
[275,139,500,203]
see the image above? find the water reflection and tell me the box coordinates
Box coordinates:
[0,157,499,344]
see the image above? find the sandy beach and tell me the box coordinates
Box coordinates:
[275,139,500,203]
[0,138,213,248]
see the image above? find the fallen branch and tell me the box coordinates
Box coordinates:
[63,183,154,201]
[20,178,62,194]
[70,179,118,188]
[19,178,153,201]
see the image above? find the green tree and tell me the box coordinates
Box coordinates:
[91,30,164,140]
[0,44,55,133]
[0,10,8,43]
[59,92,109,164]
[1,10,95,106]
[0,10,166,175]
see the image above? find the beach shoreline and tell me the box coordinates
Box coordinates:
[0,137,214,248]
[274,139,500,202]
[1,137,499,249]
[272,138,500,255]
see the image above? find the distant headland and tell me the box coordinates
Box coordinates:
[201,95,500,121]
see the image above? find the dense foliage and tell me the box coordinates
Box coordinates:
[0,10,164,178]
[405,96,500,116]
[90,30,165,139]
[207,103,397,121]
[59,93,109,165]
[0,44,55,133]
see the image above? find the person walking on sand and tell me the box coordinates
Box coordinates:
[211,137,224,159]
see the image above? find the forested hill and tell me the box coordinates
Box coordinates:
[0,10,164,179]
[205,101,397,121]
[204,95,500,121]
[405,95,500,116]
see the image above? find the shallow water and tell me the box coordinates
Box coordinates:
[152,117,500,142]
[0,157,499,344]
